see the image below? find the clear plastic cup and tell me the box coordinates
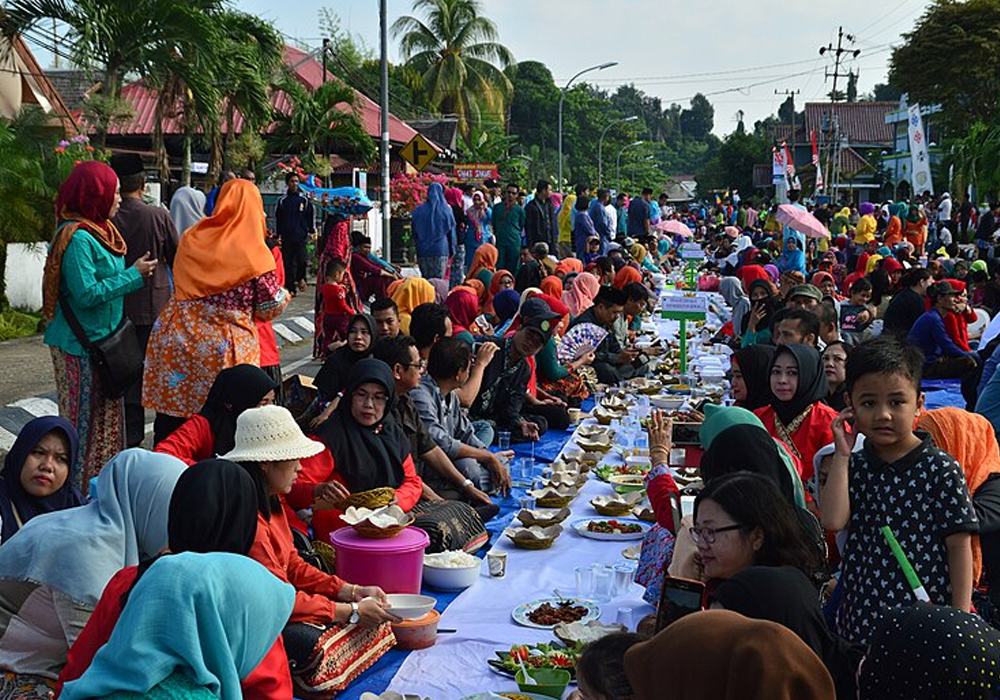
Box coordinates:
[498,431,512,450]
[616,606,634,630]
[613,561,637,595]
[520,495,536,511]
[592,566,613,603]
[575,566,594,599]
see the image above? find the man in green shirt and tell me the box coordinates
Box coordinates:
[491,182,526,273]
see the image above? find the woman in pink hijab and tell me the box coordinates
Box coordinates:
[563,271,601,318]
[445,187,468,287]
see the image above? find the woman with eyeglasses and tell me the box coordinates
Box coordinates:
[821,342,851,413]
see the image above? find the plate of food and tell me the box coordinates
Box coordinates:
[572,518,650,541]
[511,598,601,629]
[486,642,583,681]
[594,462,649,483]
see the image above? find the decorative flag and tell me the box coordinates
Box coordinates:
[773,145,788,187]
[782,141,800,190]
[811,129,824,193]
[908,104,934,196]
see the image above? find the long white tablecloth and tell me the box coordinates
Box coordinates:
[387,434,654,699]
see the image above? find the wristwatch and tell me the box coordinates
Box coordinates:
[348,602,360,625]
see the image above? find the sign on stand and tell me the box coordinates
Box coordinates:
[679,243,705,261]
[660,293,708,374]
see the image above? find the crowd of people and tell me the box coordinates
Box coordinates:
[2,155,1000,699]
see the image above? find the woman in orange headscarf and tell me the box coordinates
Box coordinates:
[540,275,563,300]
[143,180,289,444]
[613,265,643,290]
[917,407,1000,589]
[553,258,583,279]
[390,277,436,335]
[465,242,498,287]
[484,269,514,317]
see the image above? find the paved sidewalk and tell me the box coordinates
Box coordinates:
[0,289,322,451]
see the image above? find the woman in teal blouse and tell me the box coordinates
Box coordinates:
[42,162,158,493]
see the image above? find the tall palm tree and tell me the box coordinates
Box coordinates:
[392,0,513,145]
[1,0,225,143]
[270,77,375,174]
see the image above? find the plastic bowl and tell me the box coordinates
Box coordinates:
[650,394,685,410]
[385,593,437,620]
[516,668,571,698]
[391,609,440,650]
[422,559,481,592]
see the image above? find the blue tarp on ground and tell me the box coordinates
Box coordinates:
[337,404,588,699]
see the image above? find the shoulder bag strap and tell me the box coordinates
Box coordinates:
[58,295,95,352]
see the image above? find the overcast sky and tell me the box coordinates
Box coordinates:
[30,0,935,136]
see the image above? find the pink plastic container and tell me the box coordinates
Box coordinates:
[331,526,429,594]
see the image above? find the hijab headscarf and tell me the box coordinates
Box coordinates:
[613,265,643,290]
[763,263,781,283]
[861,603,1000,700]
[698,404,804,507]
[719,276,746,308]
[196,365,278,456]
[493,289,521,324]
[0,449,184,606]
[713,567,862,700]
[172,180,276,301]
[540,275,563,299]
[59,552,294,700]
[391,277,436,335]
[169,186,206,236]
[0,416,83,543]
[316,359,410,493]
[168,459,259,557]
[445,287,480,336]
[732,345,777,411]
[464,278,488,310]
[630,243,648,263]
[563,271,601,317]
[554,258,583,277]
[465,243,498,283]
[443,186,463,208]
[624,609,836,700]
[485,269,514,315]
[515,260,543,293]
[778,237,806,274]
[917,408,1000,586]
[770,344,829,425]
[410,182,455,240]
[42,161,128,319]
[428,277,449,303]
[557,193,577,244]
[314,312,376,398]
[741,279,777,334]
[738,264,769,287]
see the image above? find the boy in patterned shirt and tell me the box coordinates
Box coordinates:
[820,336,978,645]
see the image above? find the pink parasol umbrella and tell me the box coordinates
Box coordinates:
[724,226,740,238]
[655,219,691,237]
[776,205,830,239]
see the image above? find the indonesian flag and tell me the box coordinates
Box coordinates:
[782,141,800,189]
[811,130,824,192]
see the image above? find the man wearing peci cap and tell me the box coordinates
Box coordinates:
[568,285,647,384]
[469,297,559,443]
[110,152,179,447]
[909,281,982,407]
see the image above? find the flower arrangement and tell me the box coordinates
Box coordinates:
[390,171,448,218]
[53,135,106,181]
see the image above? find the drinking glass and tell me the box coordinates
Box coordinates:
[498,431,511,450]
[613,561,637,596]
[575,566,594,599]
[591,565,613,603]
[616,606,634,630]
[520,495,536,511]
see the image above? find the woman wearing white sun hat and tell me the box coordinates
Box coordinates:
[223,404,400,698]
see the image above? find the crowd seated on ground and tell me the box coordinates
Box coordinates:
[12,163,1000,699]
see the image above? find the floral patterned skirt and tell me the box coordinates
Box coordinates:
[143,299,260,418]
[50,347,124,495]
[0,672,55,700]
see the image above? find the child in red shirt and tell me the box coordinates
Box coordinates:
[321,260,354,356]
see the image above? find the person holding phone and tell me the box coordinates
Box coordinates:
[740,279,778,347]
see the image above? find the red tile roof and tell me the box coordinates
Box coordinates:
[804,102,895,146]
[104,45,424,147]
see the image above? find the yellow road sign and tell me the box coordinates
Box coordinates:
[399,133,438,171]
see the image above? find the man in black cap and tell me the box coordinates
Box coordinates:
[569,285,646,383]
[110,152,179,447]
[469,297,559,443]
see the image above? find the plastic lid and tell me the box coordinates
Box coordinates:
[391,609,440,629]
[331,525,430,552]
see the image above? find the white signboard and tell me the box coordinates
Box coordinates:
[679,242,705,261]
[908,104,934,195]
[660,292,708,317]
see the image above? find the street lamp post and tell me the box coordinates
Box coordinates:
[616,141,644,193]
[558,61,618,192]
[598,115,638,190]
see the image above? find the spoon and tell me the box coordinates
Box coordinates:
[514,647,537,685]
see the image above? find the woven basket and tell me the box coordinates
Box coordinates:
[536,495,574,509]
[510,536,556,550]
[351,513,415,539]
[592,500,633,517]
[335,487,396,511]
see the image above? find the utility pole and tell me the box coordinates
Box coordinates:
[379,0,391,262]
[819,27,860,103]
[774,88,800,147]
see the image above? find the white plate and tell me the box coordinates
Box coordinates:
[572,518,650,541]
[510,597,601,629]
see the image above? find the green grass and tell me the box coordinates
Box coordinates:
[0,308,42,341]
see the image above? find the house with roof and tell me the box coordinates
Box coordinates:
[0,33,76,132]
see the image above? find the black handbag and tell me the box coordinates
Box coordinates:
[58,296,144,399]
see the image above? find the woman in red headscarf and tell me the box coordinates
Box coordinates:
[445,286,482,344]
[143,180,290,445]
[540,275,563,300]
[42,162,158,492]
[942,279,978,352]
[613,265,643,290]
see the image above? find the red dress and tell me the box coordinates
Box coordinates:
[257,245,284,368]
[754,402,839,484]
[56,566,293,700]
[153,413,213,465]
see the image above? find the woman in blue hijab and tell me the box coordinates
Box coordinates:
[411,182,456,280]
[778,236,807,275]
[0,416,83,544]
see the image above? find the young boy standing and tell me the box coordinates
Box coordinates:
[821,336,978,645]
